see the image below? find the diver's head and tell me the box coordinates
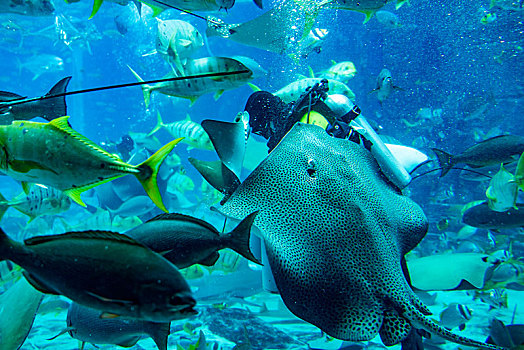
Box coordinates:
[244,91,288,139]
[116,134,134,158]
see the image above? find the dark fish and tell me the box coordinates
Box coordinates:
[487,318,524,348]
[0,77,71,125]
[53,302,170,350]
[462,202,524,229]
[126,211,259,269]
[0,228,196,322]
[433,135,524,177]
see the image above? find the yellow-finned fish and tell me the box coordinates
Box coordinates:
[0,183,70,222]
[516,152,524,191]
[273,78,356,103]
[128,56,266,107]
[84,0,235,20]
[149,112,214,151]
[327,0,408,22]
[155,19,204,75]
[317,60,357,83]
[0,117,182,212]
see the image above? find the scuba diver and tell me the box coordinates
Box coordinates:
[244,79,429,350]
[242,79,413,189]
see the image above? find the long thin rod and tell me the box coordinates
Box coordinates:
[1,70,250,107]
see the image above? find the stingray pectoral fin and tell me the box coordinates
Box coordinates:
[188,158,240,199]
[379,309,412,346]
[136,138,183,213]
[201,119,245,179]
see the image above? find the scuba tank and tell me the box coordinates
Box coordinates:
[244,82,412,188]
[324,94,412,189]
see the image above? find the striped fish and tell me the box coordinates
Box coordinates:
[156,19,204,75]
[0,184,70,221]
[128,56,266,106]
[0,117,182,212]
[149,112,214,151]
[318,61,357,83]
[273,78,356,103]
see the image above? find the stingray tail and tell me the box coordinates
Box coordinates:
[224,211,261,265]
[431,148,455,177]
[403,303,505,350]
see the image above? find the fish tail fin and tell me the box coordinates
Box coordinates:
[41,76,72,122]
[252,0,263,9]
[431,148,454,177]
[136,138,184,212]
[89,0,104,19]
[396,0,409,9]
[225,211,261,265]
[0,228,14,261]
[146,322,170,350]
[148,111,164,136]
[128,65,152,108]
[0,193,8,221]
[516,152,524,191]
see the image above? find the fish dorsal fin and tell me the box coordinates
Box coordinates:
[24,230,144,247]
[0,91,26,101]
[48,116,123,163]
[146,213,219,234]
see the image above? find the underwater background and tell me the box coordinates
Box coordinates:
[0,0,523,349]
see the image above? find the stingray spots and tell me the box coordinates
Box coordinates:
[379,309,412,346]
[221,124,430,344]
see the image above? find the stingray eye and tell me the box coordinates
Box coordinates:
[306,158,316,177]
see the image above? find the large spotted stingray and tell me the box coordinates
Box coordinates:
[196,122,503,350]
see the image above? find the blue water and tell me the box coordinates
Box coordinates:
[0,0,523,349]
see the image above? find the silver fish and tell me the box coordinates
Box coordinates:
[156,19,204,75]
[53,302,170,350]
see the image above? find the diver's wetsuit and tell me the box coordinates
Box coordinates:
[244,79,360,151]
